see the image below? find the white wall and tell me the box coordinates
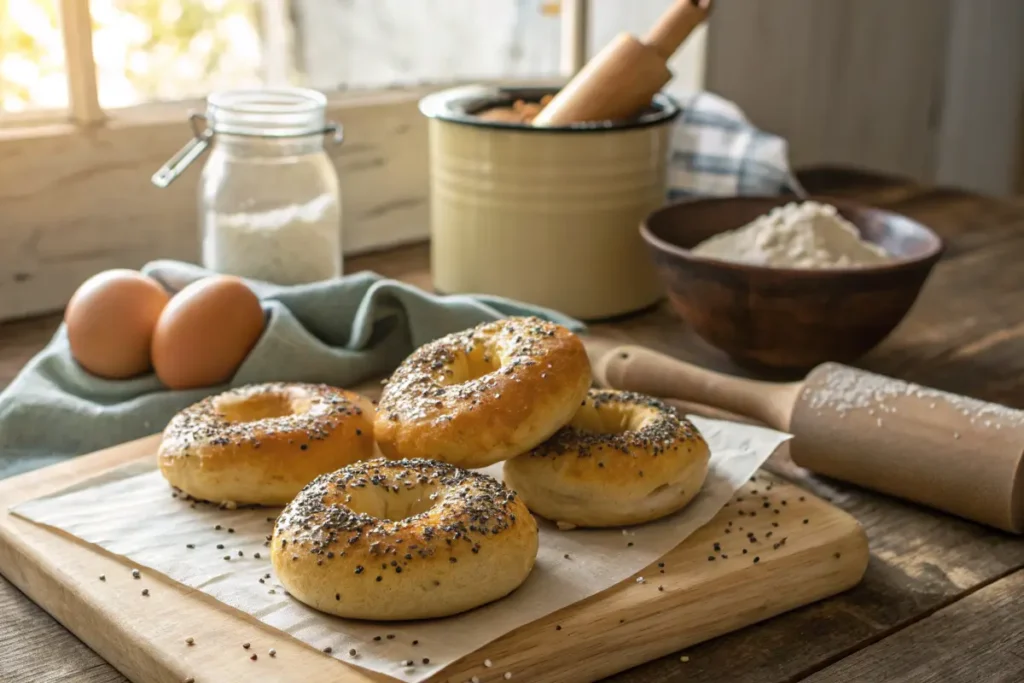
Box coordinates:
[291,0,706,94]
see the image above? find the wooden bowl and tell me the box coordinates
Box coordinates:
[641,196,944,371]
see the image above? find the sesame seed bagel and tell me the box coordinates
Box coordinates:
[374,317,591,468]
[158,383,375,506]
[503,389,711,528]
[271,458,538,621]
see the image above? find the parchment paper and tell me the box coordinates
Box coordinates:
[12,416,790,683]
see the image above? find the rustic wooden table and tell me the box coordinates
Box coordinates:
[2,167,1023,683]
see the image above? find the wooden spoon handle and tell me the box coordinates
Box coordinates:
[644,0,713,61]
[593,344,800,430]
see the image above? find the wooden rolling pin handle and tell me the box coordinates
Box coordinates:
[594,344,799,431]
[645,0,712,60]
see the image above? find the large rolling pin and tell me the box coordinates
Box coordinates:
[532,0,712,127]
[592,344,1024,533]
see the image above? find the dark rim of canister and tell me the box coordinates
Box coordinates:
[418,85,681,133]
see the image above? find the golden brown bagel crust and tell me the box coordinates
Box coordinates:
[271,458,538,620]
[374,317,591,468]
[158,383,375,506]
[503,389,710,528]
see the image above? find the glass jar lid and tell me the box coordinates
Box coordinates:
[152,87,343,189]
[207,88,328,137]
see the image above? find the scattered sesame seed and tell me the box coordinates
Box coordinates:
[484,659,493,668]
[504,672,513,680]
[680,655,690,662]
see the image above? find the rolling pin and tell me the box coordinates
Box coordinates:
[592,343,1024,534]
[532,0,712,127]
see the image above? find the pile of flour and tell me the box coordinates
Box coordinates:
[691,201,892,268]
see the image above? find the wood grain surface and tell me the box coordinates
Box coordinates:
[2,167,1024,682]
[0,436,867,683]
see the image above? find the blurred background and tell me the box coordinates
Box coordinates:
[3,0,1019,196]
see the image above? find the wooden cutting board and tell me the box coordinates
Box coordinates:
[0,437,867,683]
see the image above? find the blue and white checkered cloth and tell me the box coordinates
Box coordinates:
[668,91,804,199]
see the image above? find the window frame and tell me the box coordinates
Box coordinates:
[0,0,589,322]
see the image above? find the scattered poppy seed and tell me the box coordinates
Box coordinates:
[412,640,419,645]
[215,525,222,530]
[803,519,809,524]
[405,660,414,666]
[184,678,195,683]
[238,550,244,557]
[254,552,261,559]
[186,544,195,549]
[423,658,430,664]
[217,544,224,550]
[323,646,333,654]
[707,556,715,562]
[99,575,106,581]
[627,542,634,547]
[141,589,149,596]
[657,562,665,568]
[223,556,231,561]
[243,643,250,649]
[373,636,382,642]
[250,654,257,661]
[228,528,235,533]
[131,569,140,579]
[753,556,760,563]
[349,648,357,657]
[386,634,395,640]
[835,552,842,559]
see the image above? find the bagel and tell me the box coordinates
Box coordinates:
[158,383,375,506]
[271,458,538,620]
[502,389,710,528]
[374,317,591,468]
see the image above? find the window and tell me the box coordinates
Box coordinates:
[0,0,705,321]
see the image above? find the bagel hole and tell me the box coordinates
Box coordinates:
[345,484,441,521]
[215,394,298,422]
[570,402,644,434]
[440,346,502,385]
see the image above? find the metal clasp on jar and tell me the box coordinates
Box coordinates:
[151,112,344,189]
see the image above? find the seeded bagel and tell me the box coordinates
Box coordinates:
[271,458,539,620]
[503,389,710,528]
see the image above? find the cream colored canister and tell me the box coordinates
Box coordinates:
[420,85,681,320]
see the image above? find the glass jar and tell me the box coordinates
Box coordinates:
[153,88,343,285]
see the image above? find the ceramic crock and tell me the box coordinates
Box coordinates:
[419,85,681,320]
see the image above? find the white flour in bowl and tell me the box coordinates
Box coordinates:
[690,200,892,268]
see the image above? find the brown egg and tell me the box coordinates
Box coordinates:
[65,269,170,379]
[152,275,264,390]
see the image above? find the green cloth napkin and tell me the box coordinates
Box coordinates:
[0,260,584,480]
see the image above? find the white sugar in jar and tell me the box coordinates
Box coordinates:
[154,88,343,285]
